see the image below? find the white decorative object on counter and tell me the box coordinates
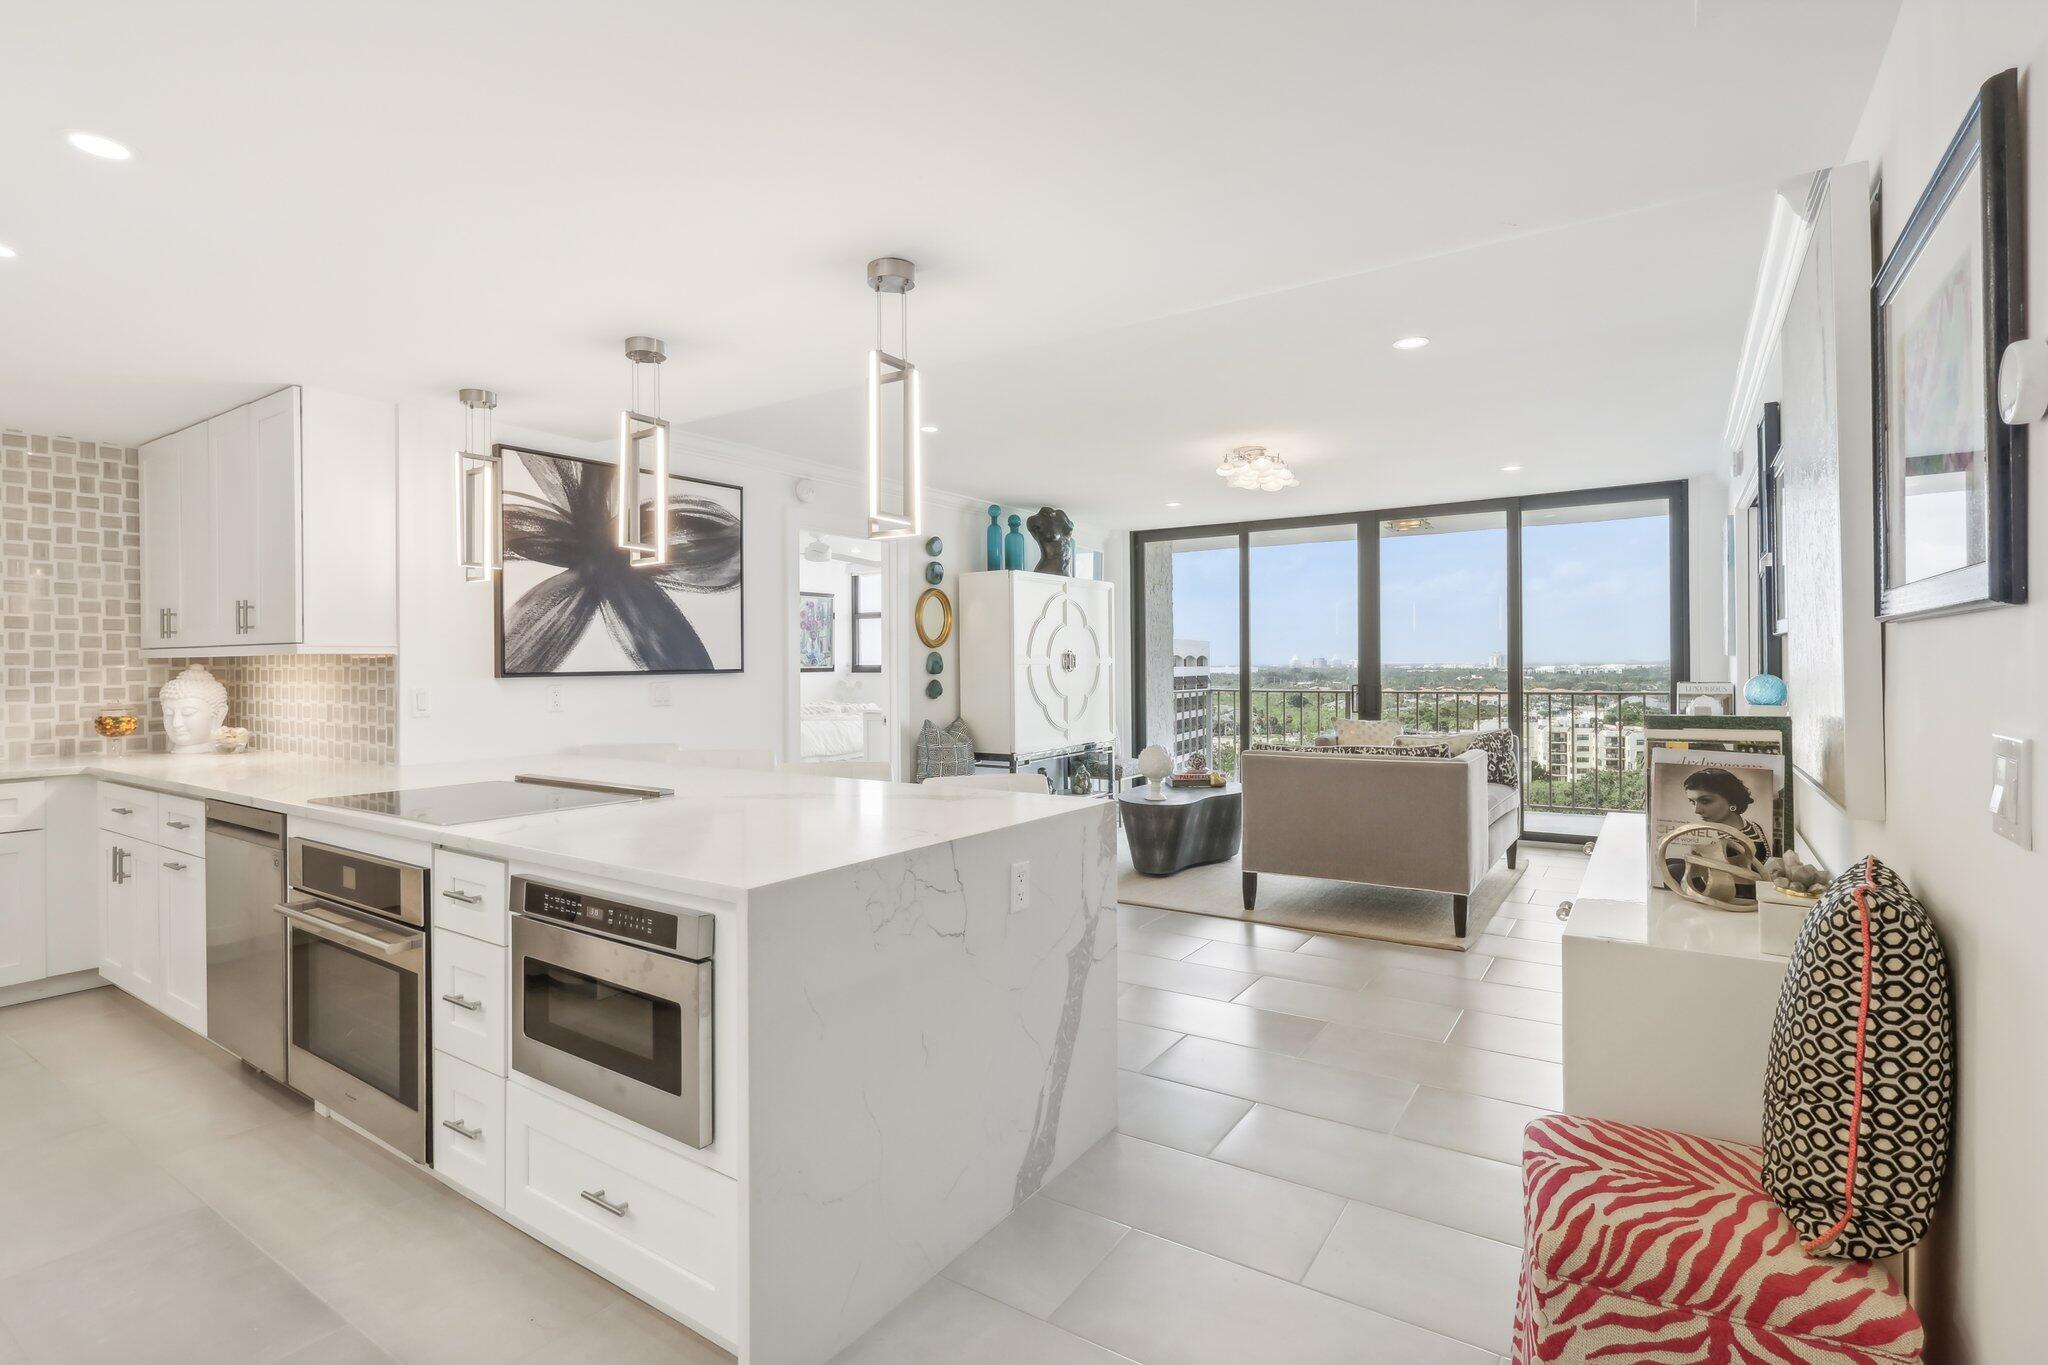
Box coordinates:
[1135,745,1172,800]
[959,570,1116,759]
[158,666,227,754]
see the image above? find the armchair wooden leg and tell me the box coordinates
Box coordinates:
[1453,893,1468,939]
[1508,841,1519,870]
[1242,871,1258,911]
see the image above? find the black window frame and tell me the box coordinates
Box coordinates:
[849,571,883,674]
[1755,402,1787,680]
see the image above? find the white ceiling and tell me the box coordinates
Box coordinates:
[4,0,1898,525]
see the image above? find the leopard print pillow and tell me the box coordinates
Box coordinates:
[1469,729,1518,787]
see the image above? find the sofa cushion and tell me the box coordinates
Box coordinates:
[1486,783,1518,823]
[1762,856,1952,1259]
[1517,1113,1923,1364]
[1334,718,1402,746]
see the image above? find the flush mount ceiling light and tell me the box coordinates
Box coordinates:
[920,424,939,434]
[66,131,132,160]
[865,256,922,540]
[1391,335,1430,350]
[455,388,501,583]
[617,336,671,567]
[0,244,15,259]
[1501,464,1522,472]
[1214,444,1298,492]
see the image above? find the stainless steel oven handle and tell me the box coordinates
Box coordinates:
[274,902,422,957]
[579,1188,630,1218]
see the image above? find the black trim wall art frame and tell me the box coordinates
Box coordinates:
[1872,66,2027,620]
[493,443,746,677]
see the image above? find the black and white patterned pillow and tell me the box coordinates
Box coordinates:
[1469,730,1518,787]
[1246,742,1452,758]
[1761,856,1952,1259]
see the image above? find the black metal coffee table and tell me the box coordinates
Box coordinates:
[1119,779,1242,876]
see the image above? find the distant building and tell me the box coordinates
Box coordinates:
[1171,638,1211,765]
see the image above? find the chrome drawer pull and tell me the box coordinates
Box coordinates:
[165,820,191,830]
[441,1118,483,1141]
[162,861,188,872]
[110,806,134,816]
[442,888,484,905]
[440,993,483,1012]
[579,1188,629,1218]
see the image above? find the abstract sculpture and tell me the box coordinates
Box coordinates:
[1027,506,1076,576]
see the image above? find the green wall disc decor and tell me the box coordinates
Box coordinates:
[924,561,944,584]
[925,679,943,699]
[926,651,943,675]
[924,535,944,556]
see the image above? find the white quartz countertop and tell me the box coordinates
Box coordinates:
[0,750,1096,900]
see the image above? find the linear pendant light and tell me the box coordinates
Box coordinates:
[456,388,501,582]
[617,336,670,567]
[865,256,922,540]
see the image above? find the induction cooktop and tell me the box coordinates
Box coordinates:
[310,774,671,826]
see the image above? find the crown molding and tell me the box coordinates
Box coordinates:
[1722,168,1834,457]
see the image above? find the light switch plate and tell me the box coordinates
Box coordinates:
[1990,734,2030,849]
[410,688,431,717]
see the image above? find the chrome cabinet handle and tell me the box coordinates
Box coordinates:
[441,888,483,905]
[110,806,134,815]
[113,847,129,883]
[579,1188,629,1218]
[110,847,121,883]
[166,820,191,830]
[441,1118,483,1141]
[162,861,188,871]
[440,993,482,1012]
[167,607,177,636]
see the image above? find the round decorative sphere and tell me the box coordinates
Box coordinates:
[1136,745,1173,785]
[1744,672,1788,707]
[925,679,943,699]
[924,535,944,556]
[924,561,944,584]
[926,651,943,675]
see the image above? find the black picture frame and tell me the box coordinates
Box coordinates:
[492,443,746,678]
[798,591,835,673]
[1872,67,2027,621]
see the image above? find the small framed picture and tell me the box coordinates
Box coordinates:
[1872,67,2027,620]
[798,592,835,672]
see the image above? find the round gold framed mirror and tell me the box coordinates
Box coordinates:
[915,587,953,648]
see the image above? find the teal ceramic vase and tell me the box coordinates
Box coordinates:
[985,506,1003,570]
[1003,514,1028,571]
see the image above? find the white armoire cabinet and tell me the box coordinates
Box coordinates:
[138,385,397,655]
[959,571,1116,759]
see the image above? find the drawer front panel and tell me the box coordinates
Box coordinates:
[0,781,48,834]
[432,849,507,945]
[156,795,208,859]
[433,1050,506,1208]
[97,784,159,841]
[431,928,507,1076]
[505,1082,737,1340]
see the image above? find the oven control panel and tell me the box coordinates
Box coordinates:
[512,878,715,960]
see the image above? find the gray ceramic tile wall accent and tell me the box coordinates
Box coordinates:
[3,426,397,765]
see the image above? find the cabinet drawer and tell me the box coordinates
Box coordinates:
[505,1082,737,1340]
[432,849,506,945]
[431,928,506,1076]
[157,795,207,859]
[0,781,48,834]
[97,784,159,840]
[433,1051,506,1208]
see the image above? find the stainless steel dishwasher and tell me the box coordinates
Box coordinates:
[205,801,289,1080]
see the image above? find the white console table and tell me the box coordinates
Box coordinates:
[1561,813,1791,1146]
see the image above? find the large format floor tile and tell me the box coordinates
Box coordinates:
[1183,940,1382,989]
[1393,1085,1550,1165]
[1116,951,1259,1001]
[1371,966,1564,1023]
[1300,1021,1563,1109]
[1448,1009,1564,1063]
[1115,1068,1255,1154]
[1117,983,1327,1054]
[1051,1231,1493,1365]
[1233,975,1463,1041]
[1144,1034,1415,1132]
[942,1193,1130,1319]
[833,1276,1128,1365]
[1116,1020,1184,1071]
[0,1120,205,1280]
[1303,1201,1522,1354]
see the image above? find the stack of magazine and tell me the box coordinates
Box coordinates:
[1643,715,1793,905]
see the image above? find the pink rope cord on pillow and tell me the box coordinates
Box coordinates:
[1801,855,1877,1257]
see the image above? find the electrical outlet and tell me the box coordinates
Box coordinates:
[1990,734,2031,848]
[649,681,671,708]
[545,684,564,714]
[409,688,431,717]
[1010,860,1030,913]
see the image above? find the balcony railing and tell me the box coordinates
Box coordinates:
[1178,685,1668,816]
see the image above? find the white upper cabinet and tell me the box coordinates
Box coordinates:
[140,386,396,655]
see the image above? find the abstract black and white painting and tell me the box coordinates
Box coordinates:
[495,445,744,677]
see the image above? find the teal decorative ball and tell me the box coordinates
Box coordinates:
[1744,673,1788,707]
[926,651,943,675]
[925,679,943,699]
[924,561,944,584]
[924,536,944,556]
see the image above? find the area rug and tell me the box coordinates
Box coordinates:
[1116,851,1524,951]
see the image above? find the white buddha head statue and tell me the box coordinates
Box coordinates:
[159,665,228,753]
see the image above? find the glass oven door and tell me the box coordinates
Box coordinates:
[512,912,712,1147]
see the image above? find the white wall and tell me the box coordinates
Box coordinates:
[1807,10,2048,1360]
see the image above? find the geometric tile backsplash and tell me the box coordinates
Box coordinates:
[3,427,396,765]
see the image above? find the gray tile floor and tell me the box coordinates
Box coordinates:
[0,844,1585,1365]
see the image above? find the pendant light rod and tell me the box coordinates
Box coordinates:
[866,256,922,541]
[617,335,671,567]
[456,387,501,582]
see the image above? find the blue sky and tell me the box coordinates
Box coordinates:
[1167,516,1670,667]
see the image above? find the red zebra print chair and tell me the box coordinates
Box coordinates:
[1514,1113,1923,1364]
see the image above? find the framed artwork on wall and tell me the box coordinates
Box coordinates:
[494,444,745,677]
[798,592,835,672]
[1872,66,2027,620]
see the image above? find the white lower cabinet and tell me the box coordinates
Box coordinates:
[433,1051,507,1208]
[95,825,205,1032]
[156,853,207,1034]
[431,928,506,1075]
[505,1081,739,1342]
[0,830,48,988]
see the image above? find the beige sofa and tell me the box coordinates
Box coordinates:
[1239,746,1520,938]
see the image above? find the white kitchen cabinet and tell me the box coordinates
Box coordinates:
[97,829,161,1007]
[431,927,506,1076]
[434,1051,507,1208]
[156,853,207,1035]
[431,848,508,945]
[959,570,1117,757]
[0,831,48,989]
[139,385,396,655]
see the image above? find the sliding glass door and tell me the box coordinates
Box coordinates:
[1130,481,1688,839]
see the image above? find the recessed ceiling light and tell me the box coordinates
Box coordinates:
[919,425,938,433]
[0,244,16,259]
[1165,501,1182,508]
[1392,336,1430,350]
[1500,464,1522,472]
[67,131,132,160]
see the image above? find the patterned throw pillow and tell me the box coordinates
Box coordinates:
[1246,742,1452,758]
[1762,856,1952,1259]
[1334,718,1402,746]
[1401,729,1479,755]
[1469,729,1518,787]
[914,718,975,781]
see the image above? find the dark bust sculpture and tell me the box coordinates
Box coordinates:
[1026,506,1076,576]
